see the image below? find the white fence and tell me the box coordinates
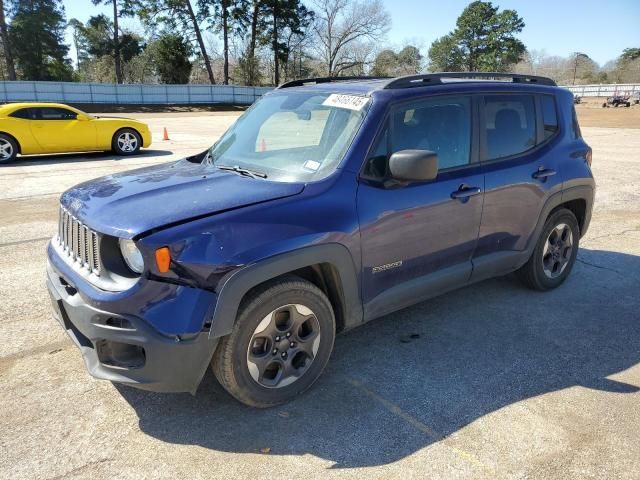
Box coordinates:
[2,80,638,103]
[561,83,640,97]
[0,81,273,105]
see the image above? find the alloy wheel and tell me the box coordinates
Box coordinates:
[117,132,138,152]
[0,138,13,160]
[542,223,573,278]
[246,304,321,388]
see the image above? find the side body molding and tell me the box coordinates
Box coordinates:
[209,243,363,338]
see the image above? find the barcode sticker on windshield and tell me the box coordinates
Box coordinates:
[304,160,321,171]
[322,94,369,111]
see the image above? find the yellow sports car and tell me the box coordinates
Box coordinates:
[0,102,152,163]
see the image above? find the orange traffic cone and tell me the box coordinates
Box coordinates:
[162,127,170,141]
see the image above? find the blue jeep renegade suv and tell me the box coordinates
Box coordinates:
[46,73,594,407]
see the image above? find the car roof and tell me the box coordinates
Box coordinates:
[275,73,561,99]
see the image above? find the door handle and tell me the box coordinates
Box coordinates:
[532,167,556,180]
[451,184,481,200]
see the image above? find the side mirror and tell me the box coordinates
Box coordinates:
[76,114,90,121]
[389,149,438,182]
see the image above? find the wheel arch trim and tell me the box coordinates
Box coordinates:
[208,243,363,339]
[522,184,594,264]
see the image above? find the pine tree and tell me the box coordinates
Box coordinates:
[199,0,250,85]
[0,0,16,80]
[152,33,193,83]
[91,0,139,84]
[138,0,216,84]
[259,0,312,85]
[428,1,525,72]
[8,0,73,80]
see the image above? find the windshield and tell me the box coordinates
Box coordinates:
[208,91,369,182]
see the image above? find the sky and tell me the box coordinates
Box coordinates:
[63,0,640,67]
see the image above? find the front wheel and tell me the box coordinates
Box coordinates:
[112,128,141,156]
[517,208,580,291]
[212,276,336,408]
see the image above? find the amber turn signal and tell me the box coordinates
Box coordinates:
[155,247,171,273]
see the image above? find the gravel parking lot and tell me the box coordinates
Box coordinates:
[1,110,639,480]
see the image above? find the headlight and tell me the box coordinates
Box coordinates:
[119,238,144,273]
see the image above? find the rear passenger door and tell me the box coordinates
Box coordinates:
[473,93,563,278]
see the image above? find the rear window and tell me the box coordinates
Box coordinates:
[483,95,536,160]
[541,95,559,140]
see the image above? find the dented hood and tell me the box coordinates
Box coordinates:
[60,159,305,238]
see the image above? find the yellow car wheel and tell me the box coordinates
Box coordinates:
[0,134,18,164]
[112,128,142,156]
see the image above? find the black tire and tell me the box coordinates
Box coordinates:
[517,208,580,291]
[0,133,18,164]
[112,128,142,156]
[212,276,336,408]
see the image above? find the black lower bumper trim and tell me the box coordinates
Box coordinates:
[47,263,219,394]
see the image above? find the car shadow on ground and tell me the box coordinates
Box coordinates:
[117,248,640,468]
[11,149,173,167]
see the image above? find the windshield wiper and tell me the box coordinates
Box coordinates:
[216,164,267,179]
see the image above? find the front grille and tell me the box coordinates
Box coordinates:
[58,207,101,275]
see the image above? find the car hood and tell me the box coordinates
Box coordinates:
[60,159,305,239]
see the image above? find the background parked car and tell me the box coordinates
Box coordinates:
[0,102,152,163]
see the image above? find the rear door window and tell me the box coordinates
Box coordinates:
[483,95,536,160]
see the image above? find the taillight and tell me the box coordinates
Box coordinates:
[585,148,592,167]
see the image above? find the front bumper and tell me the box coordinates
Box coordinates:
[46,259,219,394]
[142,129,152,148]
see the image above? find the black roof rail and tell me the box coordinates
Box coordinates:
[277,76,390,89]
[383,72,557,89]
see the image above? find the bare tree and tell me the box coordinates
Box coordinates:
[312,0,390,76]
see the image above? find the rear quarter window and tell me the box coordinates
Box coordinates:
[571,106,582,139]
[541,95,559,140]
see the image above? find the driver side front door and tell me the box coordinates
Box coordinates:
[29,107,97,153]
[357,95,483,320]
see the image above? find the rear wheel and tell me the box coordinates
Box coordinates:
[0,134,18,164]
[517,208,580,291]
[112,128,141,155]
[212,276,335,408]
